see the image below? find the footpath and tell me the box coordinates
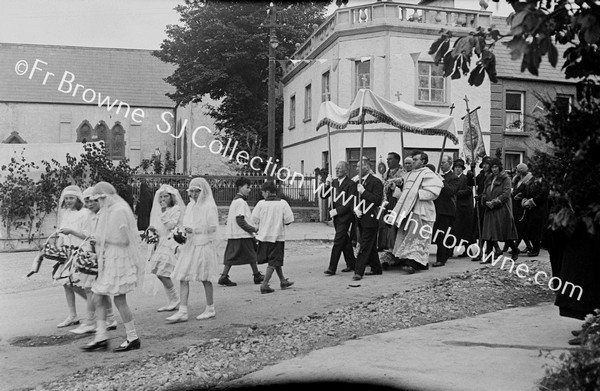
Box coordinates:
[0,223,578,391]
[221,223,580,391]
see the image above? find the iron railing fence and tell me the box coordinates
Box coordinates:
[132,174,319,207]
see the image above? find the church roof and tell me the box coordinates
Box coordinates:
[0,43,176,108]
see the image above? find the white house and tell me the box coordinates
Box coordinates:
[281,1,493,176]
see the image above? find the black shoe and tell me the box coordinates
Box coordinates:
[511,249,520,261]
[381,262,390,271]
[365,270,382,276]
[260,285,275,294]
[571,329,582,337]
[526,251,539,257]
[113,338,141,352]
[404,266,416,274]
[432,262,445,267]
[352,274,362,281]
[253,272,264,284]
[471,257,482,262]
[324,269,336,276]
[280,279,294,289]
[341,267,354,273]
[81,339,109,352]
[218,275,237,287]
[568,337,582,346]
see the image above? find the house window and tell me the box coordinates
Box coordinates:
[504,151,523,172]
[556,95,572,114]
[505,92,524,131]
[418,62,445,103]
[289,95,296,129]
[304,84,312,121]
[355,60,371,96]
[346,147,376,178]
[322,71,331,102]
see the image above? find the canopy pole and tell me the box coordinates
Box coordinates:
[437,103,455,172]
[400,128,405,162]
[327,125,334,210]
[359,115,365,186]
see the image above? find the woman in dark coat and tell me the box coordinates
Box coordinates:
[520,175,549,256]
[480,158,519,263]
[470,156,500,260]
[136,180,153,231]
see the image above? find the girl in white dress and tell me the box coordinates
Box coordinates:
[166,177,219,323]
[82,182,144,352]
[148,184,184,311]
[61,187,117,335]
[54,185,88,328]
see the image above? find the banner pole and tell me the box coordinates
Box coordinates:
[464,95,483,259]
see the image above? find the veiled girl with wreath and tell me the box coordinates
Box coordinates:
[147,184,185,312]
[167,177,219,323]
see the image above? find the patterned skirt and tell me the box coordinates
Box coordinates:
[392,214,434,267]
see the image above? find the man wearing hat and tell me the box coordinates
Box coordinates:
[451,158,475,257]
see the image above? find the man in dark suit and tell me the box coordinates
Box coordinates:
[352,157,384,281]
[432,155,460,267]
[320,161,358,275]
[451,158,475,257]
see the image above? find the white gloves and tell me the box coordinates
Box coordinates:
[326,175,333,184]
[354,206,363,217]
[329,209,338,218]
[357,184,365,194]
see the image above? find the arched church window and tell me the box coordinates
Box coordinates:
[95,121,110,155]
[76,121,92,143]
[110,122,126,160]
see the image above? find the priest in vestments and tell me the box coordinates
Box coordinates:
[390,151,443,273]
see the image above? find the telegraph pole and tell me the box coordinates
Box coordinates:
[267,2,278,160]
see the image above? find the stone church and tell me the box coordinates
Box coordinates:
[0,42,234,175]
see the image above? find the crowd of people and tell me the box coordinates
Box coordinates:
[44,177,295,353]
[37,153,551,352]
[319,151,550,281]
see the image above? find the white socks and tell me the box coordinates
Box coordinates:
[124,320,138,342]
[94,320,108,342]
[167,286,179,303]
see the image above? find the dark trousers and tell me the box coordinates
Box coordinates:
[328,220,356,272]
[355,224,381,276]
[433,215,455,264]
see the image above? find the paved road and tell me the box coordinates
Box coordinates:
[0,238,495,390]
[229,303,580,391]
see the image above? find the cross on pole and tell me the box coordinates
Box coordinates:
[394,91,402,101]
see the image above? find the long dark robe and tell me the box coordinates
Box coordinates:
[136,181,153,231]
[452,172,474,242]
[520,178,550,242]
[550,224,600,320]
[511,177,529,238]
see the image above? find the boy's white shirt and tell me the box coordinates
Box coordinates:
[250,199,294,242]
[225,197,254,239]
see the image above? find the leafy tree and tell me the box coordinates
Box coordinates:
[154,0,329,163]
[429,0,600,99]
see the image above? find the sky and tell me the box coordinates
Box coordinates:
[0,0,513,50]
